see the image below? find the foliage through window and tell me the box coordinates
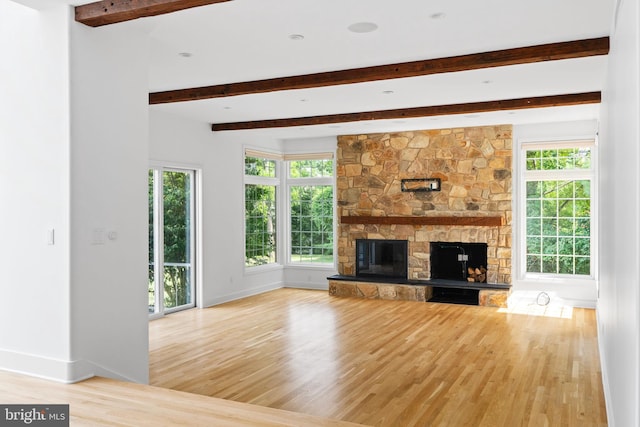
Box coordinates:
[289,159,333,178]
[149,168,195,315]
[245,184,277,266]
[523,144,593,276]
[288,158,334,265]
[245,156,276,177]
[245,155,278,267]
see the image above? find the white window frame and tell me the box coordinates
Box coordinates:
[242,149,337,272]
[284,153,336,268]
[243,149,283,271]
[516,139,598,284]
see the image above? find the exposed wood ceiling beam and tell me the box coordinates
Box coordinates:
[75,0,232,27]
[151,37,609,104]
[210,92,601,131]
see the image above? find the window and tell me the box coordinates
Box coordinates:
[288,157,334,264]
[244,153,279,267]
[522,142,594,277]
[243,150,335,269]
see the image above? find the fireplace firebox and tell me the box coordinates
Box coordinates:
[430,242,488,283]
[429,242,489,305]
[356,239,408,280]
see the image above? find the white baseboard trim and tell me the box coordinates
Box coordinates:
[203,281,283,307]
[284,282,328,291]
[0,348,76,383]
[201,281,329,307]
[596,308,614,427]
[68,359,142,384]
[0,349,143,384]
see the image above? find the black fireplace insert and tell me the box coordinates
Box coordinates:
[356,239,408,280]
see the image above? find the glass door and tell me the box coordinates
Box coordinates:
[149,167,196,316]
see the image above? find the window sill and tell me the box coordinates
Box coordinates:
[517,274,596,286]
[285,263,336,270]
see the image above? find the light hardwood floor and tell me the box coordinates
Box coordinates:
[149,288,607,427]
[0,369,363,426]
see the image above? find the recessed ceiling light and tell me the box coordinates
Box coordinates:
[482,80,493,84]
[430,12,446,19]
[300,98,309,102]
[178,52,193,58]
[348,22,378,33]
[382,90,395,95]
[289,34,304,41]
[508,112,517,115]
[223,106,232,110]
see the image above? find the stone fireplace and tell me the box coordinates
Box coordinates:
[336,125,512,285]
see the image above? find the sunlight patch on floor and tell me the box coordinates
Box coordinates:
[498,291,574,318]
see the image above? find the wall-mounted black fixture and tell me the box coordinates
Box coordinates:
[401,178,441,192]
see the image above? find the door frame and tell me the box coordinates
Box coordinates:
[149,162,202,319]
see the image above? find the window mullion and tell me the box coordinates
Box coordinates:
[525,169,593,181]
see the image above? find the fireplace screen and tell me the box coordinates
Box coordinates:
[356,239,408,280]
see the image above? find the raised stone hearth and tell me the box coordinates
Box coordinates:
[328,278,510,308]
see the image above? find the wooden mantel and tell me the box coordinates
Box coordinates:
[340,215,505,227]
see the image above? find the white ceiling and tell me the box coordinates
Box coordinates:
[69,0,613,140]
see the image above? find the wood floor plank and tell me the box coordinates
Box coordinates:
[149,289,607,426]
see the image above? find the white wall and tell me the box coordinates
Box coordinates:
[149,110,287,307]
[597,0,640,425]
[69,19,150,383]
[513,120,599,307]
[0,1,151,384]
[0,1,72,380]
